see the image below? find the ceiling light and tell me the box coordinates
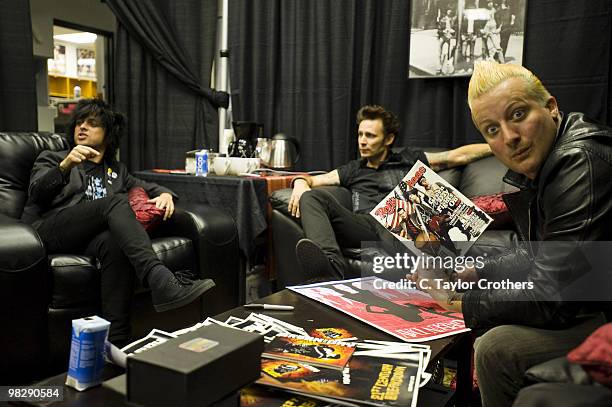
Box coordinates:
[53,33,97,44]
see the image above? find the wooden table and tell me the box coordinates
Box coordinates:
[24,289,472,406]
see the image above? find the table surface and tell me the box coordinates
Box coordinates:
[135,171,269,257]
[26,289,468,407]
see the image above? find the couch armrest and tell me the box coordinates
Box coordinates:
[0,214,49,384]
[525,356,593,386]
[0,214,46,271]
[154,204,240,314]
[271,209,306,288]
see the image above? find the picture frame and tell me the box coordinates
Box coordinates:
[409,0,527,78]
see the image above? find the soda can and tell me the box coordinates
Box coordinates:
[195,149,209,177]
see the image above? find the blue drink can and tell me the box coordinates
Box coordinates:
[195,149,209,177]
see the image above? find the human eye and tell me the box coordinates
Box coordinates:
[87,118,100,127]
[511,109,526,120]
[483,125,498,137]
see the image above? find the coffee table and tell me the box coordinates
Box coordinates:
[24,289,472,406]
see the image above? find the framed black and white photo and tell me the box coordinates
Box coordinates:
[409,0,527,78]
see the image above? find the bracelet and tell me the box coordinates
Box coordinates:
[291,175,311,188]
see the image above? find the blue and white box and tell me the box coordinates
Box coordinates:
[65,315,110,391]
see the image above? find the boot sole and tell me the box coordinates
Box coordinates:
[295,239,339,281]
[154,279,215,313]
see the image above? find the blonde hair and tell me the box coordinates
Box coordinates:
[468,61,551,110]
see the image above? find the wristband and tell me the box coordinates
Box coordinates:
[291,175,311,188]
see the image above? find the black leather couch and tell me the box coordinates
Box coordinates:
[269,152,520,288]
[514,355,612,406]
[0,132,241,385]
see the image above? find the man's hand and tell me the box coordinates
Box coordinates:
[408,263,462,312]
[148,192,174,220]
[59,145,100,172]
[455,265,479,283]
[288,179,310,218]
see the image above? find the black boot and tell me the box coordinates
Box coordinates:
[295,239,343,282]
[148,266,215,312]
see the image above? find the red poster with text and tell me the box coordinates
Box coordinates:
[289,277,469,342]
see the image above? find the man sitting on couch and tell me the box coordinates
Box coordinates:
[21,99,214,346]
[288,104,492,279]
[412,61,612,406]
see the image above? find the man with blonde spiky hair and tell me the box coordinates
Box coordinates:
[413,61,612,406]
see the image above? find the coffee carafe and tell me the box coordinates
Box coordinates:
[228,121,258,158]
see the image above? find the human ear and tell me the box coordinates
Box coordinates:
[385,133,396,146]
[546,96,559,121]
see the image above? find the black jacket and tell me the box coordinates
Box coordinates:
[462,113,612,329]
[21,150,176,228]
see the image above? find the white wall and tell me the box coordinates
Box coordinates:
[30,0,116,37]
[30,0,116,131]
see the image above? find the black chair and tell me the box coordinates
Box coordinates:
[0,132,241,384]
[269,150,520,288]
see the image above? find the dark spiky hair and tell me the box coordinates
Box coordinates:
[67,98,125,163]
[356,105,400,146]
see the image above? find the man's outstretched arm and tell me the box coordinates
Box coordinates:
[288,170,340,218]
[425,143,492,171]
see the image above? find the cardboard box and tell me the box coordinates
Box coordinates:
[127,324,263,406]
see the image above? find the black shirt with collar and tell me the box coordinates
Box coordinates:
[337,147,429,214]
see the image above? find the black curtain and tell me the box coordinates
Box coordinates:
[229,0,612,171]
[0,0,37,131]
[107,0,227,170]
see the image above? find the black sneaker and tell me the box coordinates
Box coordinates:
[150,270,215,312]
[295,238,341,281]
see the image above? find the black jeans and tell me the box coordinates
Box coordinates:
[299,189,389,277]
[36,194,163,344]
[474,314,605,407]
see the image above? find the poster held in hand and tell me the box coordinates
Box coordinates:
[369,160,492,257]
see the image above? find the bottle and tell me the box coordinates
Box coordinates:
[73,85,82,99]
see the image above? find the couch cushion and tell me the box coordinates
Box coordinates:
[0,132,69,219]
[436,167,463,189]
[459,156,517,197]
[471,193,514,229]
[568,322,612,387]
[129,187,165,231]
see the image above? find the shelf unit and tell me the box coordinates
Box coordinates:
[48,74,97,98]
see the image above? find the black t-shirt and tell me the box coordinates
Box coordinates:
[337,148,429,214]
[83,161,108,201]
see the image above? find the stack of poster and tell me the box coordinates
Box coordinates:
[262,334,356,370]
[110,311,434,405]
[289,277,469,342]
[370,160,492,257]
[255,341,431,407]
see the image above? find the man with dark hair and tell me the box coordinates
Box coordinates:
[21,98,214,346]
[288,104,492,279]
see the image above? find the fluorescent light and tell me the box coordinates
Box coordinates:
[53,33,97,44]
